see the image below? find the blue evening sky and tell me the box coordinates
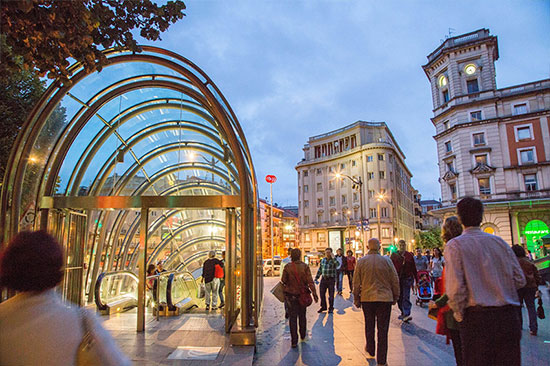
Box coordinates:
[137,0,550,206]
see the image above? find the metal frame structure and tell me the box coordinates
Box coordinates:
[0,47,261,343]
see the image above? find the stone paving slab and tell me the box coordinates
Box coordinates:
[255,275,550,366]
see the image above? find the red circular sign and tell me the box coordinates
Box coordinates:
[265,175,277,183]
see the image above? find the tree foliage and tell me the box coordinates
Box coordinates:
[1,0,186,83]
[414,227,443,250]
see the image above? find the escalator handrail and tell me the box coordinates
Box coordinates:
[166,270,200,311]
[94,270,139,310]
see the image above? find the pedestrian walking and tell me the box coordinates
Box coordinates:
[217,250,226,309]
[345,250,356,293]
[429,216,463,366]
[281,248,292,319]
[445,197,526,366]
[335,248,347,295]
[201,251,224,310]
[0,231,130,366]
[282,248,319,348]
[431,248,445,283]
[391,240,416,322]
[353,238,399,366]
[425,249,432,263]
[512,244,543,336]
[314,248,338,313]
[414,248,429,271]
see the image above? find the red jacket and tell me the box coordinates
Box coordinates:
[391,251,417,280]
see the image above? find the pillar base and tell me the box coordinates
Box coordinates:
[230,325,256,346]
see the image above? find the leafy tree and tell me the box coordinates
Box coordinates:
[1,0,186,83]
[414,227,443,250]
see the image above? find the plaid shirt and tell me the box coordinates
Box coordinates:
[315,257,339,280]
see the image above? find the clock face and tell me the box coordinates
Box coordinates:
[465,64,477,75]
[438,75,447,88]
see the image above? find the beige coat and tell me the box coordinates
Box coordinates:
[353,250,400,303]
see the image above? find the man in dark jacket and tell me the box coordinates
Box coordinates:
[391,240,417,322]
[202,251,223,310]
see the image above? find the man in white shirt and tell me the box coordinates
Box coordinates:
[445,197,526,366]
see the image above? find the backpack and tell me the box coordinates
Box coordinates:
[214,264,224,278]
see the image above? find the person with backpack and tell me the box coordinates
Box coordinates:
[391,240,417,322]
[281,248,318,348]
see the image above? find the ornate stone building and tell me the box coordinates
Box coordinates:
[295,121,416,255]
[423,28,550,257]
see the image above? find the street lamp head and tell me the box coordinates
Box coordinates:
[335,173,342,179]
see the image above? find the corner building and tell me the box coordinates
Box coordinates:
[295,121,416,254]
[423,29,550,257]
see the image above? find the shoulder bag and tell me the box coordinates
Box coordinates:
[537,297,545,319]
[292,263,313,307]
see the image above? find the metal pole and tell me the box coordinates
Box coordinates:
[377,201,381,244]
[270,182,274,276]
[137,207,148,332]
[358,178,365,255]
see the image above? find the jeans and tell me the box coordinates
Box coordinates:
[361,302,392,365]
[346,270,354,292]
[218,278,225,305]
[398,276,413,317]
[286,296,307,345]
[319,276,335,310]
[460,305,521,366]
[336,271,344,292]
[205,278,220,307]
[518,287,538,332]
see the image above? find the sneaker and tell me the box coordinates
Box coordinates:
[402,315,412,322]
[328,308,334,314]
[317,308,327,313]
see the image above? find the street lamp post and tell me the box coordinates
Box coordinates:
[335,173,365,254]
[266,175,277,276]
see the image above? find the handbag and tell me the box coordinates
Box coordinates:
[270,281,285,303]
[537,297,545,319]
[76,309,119,366]
[292,262,313,307]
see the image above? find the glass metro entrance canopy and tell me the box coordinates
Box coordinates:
[0,47,262,341]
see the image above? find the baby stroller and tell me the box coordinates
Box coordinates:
[414,270,433,307]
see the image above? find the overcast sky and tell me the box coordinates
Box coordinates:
[142,0,550,206]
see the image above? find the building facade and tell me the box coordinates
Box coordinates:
[423,28,550,257]
[296,121,416,255]
[420,199,443,229]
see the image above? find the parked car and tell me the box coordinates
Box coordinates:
[263,258,282,276]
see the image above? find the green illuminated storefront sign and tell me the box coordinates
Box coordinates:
[523,220,549,258]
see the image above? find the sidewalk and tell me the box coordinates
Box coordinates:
[255,275,550,366]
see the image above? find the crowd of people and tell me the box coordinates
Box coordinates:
[280,197,546,366]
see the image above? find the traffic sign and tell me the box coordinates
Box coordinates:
[265,175,277,183]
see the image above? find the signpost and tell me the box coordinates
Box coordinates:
[266,175,277,275]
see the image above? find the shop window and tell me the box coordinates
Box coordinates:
[524,174,538,191]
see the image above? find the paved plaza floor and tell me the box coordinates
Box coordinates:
[255,276,550,366]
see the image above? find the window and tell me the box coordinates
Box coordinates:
[341,195,347,204]
[370,208,377,218]
[443,121,450,130]
[368,172,375,180]
[524,174,538,191]
[329,180,335,190]
[304,200,309,208]
[445,141,452,153]
[442,90,449,103]
[328,166,333,173]
[467,79,479,93]
[329,196,335,206]
[381,228,391,238]
[304,216,309,224]
[475,154,488,166]
[317,183,322,192]
[516,126,531,141]
[446,161,454,172]
[449,183,457,200]
[390,171,393,181]
[317,232,326,241]
[305,233,311,241]
[317,213,322,223]
[303,185,309,193]
[303,170,308,177]
[379,171,385,179]
[367,155,373,162]
[478,178,491,195]
[520,148,535,164]
[473,132,485,146]
[380,207,388,217]
[353,192,358,202]
[378,154,385,161]
[438,74,448,87]
[368,190,375,198]
[317,198,323,207]
[470,111,482,121]
[352,160,356,167]
[513,103,528,115]
[316,168,322,175]
[340,163,346,170]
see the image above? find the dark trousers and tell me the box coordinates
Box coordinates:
[361,302,392,366]
[346,270,354,291]
[449,329,463,366]
[397,276,413,316]
[319,276,335,310]
[518,287,538,332]
[287,297,307,345]
[460,305,521,366]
